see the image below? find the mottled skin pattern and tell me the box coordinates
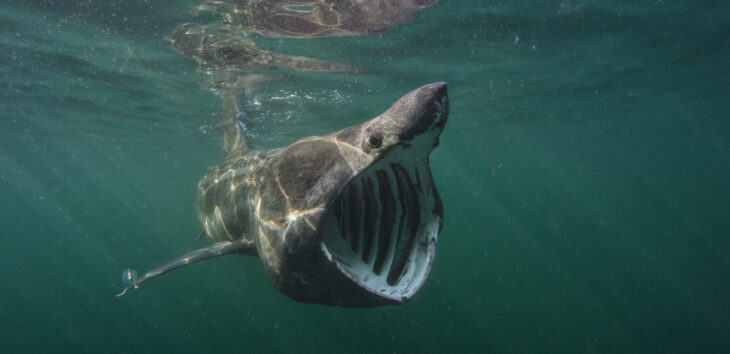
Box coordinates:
[195,83,448,306]
[195,150,276,252]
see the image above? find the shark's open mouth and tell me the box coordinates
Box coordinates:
[322,146,441,301]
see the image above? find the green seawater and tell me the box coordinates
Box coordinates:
[1,1,728,352]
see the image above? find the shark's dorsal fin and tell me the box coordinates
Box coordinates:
[220,93,251,158]
[213,73,284,158]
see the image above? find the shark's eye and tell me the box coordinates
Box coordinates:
[368,135,382,148]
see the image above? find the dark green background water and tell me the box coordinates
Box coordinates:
[1,0,728,352]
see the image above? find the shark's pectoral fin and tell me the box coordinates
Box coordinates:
[116,237,255,297]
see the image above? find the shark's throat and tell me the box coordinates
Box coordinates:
[321,147,442,301]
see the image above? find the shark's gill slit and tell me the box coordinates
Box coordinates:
[388,163,421,285]
[347,183,362,252]
[360,177,377,263]
[391,164,410,284]
[413,165,423,192]
[373,169,395,275]
[384,165,406,278]
[333,197,345,240]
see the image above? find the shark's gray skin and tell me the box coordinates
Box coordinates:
[118,83,448,307]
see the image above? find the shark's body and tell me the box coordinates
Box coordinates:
[119,83,449,307]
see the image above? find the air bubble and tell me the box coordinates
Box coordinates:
[122,268,137,286]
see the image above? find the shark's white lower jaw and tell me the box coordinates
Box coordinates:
[327,234,436,302]
[321,156,440,301]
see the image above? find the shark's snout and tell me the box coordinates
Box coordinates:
[365,82,449,151]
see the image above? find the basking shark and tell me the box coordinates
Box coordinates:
[118,83,449,307]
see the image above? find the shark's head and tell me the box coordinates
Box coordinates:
[257,83,448,306]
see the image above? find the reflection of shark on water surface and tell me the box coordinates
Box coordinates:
[167,0,440,73]
[118,0,448,307]
[194,0,440,38]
